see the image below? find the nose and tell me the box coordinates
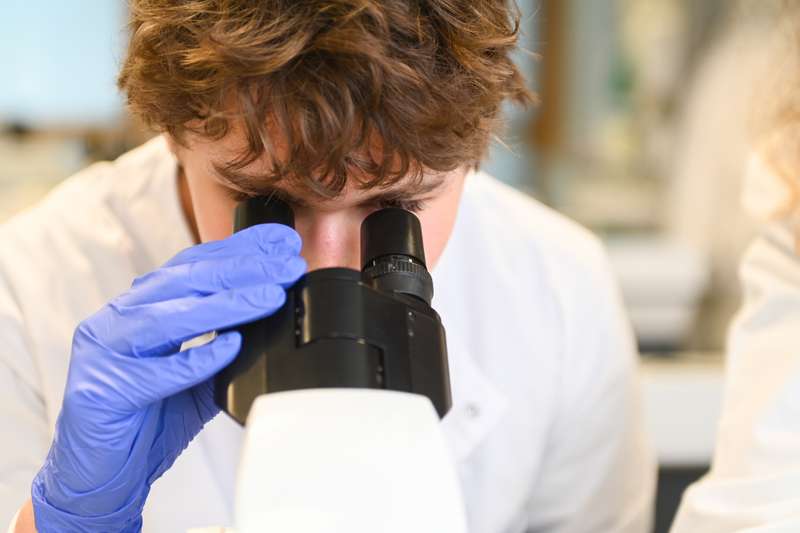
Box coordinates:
[295,209,363,271]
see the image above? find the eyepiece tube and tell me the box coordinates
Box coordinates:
[234,196,295,231]
[361,208,426,269]
[361,209,433,304]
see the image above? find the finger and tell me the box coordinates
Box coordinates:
[110,331,243,410]
[121,254,306,306]
[84,284,287,357]
[163,224,302,268]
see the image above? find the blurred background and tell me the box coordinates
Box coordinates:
[0,1,783,531]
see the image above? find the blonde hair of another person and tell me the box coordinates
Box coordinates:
[750,2,800,250]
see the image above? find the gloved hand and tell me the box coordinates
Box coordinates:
[31,223,306,532]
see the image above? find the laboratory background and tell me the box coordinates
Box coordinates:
[0,1,778,532]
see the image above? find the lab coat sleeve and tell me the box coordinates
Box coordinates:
[524,240,656,533]
[0,276,50,527]
[671,222,800,532]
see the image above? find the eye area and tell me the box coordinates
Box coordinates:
[223,187,298,206]
[376,197,427,213]
[224,186,428,213]
[224,188,256,203]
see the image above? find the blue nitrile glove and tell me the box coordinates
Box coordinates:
[30,223,306,532]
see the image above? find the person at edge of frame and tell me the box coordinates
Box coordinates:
[672,5,800,531]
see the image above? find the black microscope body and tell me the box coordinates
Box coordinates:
[215,196,452,425]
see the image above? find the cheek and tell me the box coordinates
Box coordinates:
[418,179,466,268]
[193,184,237,242]
[182,165,238,243]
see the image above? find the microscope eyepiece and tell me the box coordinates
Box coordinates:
[234,196,295,231]
[361,208,433,305]
[360,208,426,268]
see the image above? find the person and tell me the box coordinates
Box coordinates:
[671,6,800,531]
[2,1,655,531]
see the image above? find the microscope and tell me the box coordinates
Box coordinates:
[213,196,467,533]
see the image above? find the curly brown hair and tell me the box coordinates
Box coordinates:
[118,0,534,197]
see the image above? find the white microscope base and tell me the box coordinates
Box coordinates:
[230,389,467,533]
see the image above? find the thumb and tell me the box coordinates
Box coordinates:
[125,331,242,409]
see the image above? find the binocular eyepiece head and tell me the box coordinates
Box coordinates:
[234,196,433,304]
[219,195,451,423]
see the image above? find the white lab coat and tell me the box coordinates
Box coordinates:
[0,137,655,533]
[671,157,800,532]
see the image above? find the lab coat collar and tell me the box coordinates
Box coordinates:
[432,176,511,463]
[441,333,510,463]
